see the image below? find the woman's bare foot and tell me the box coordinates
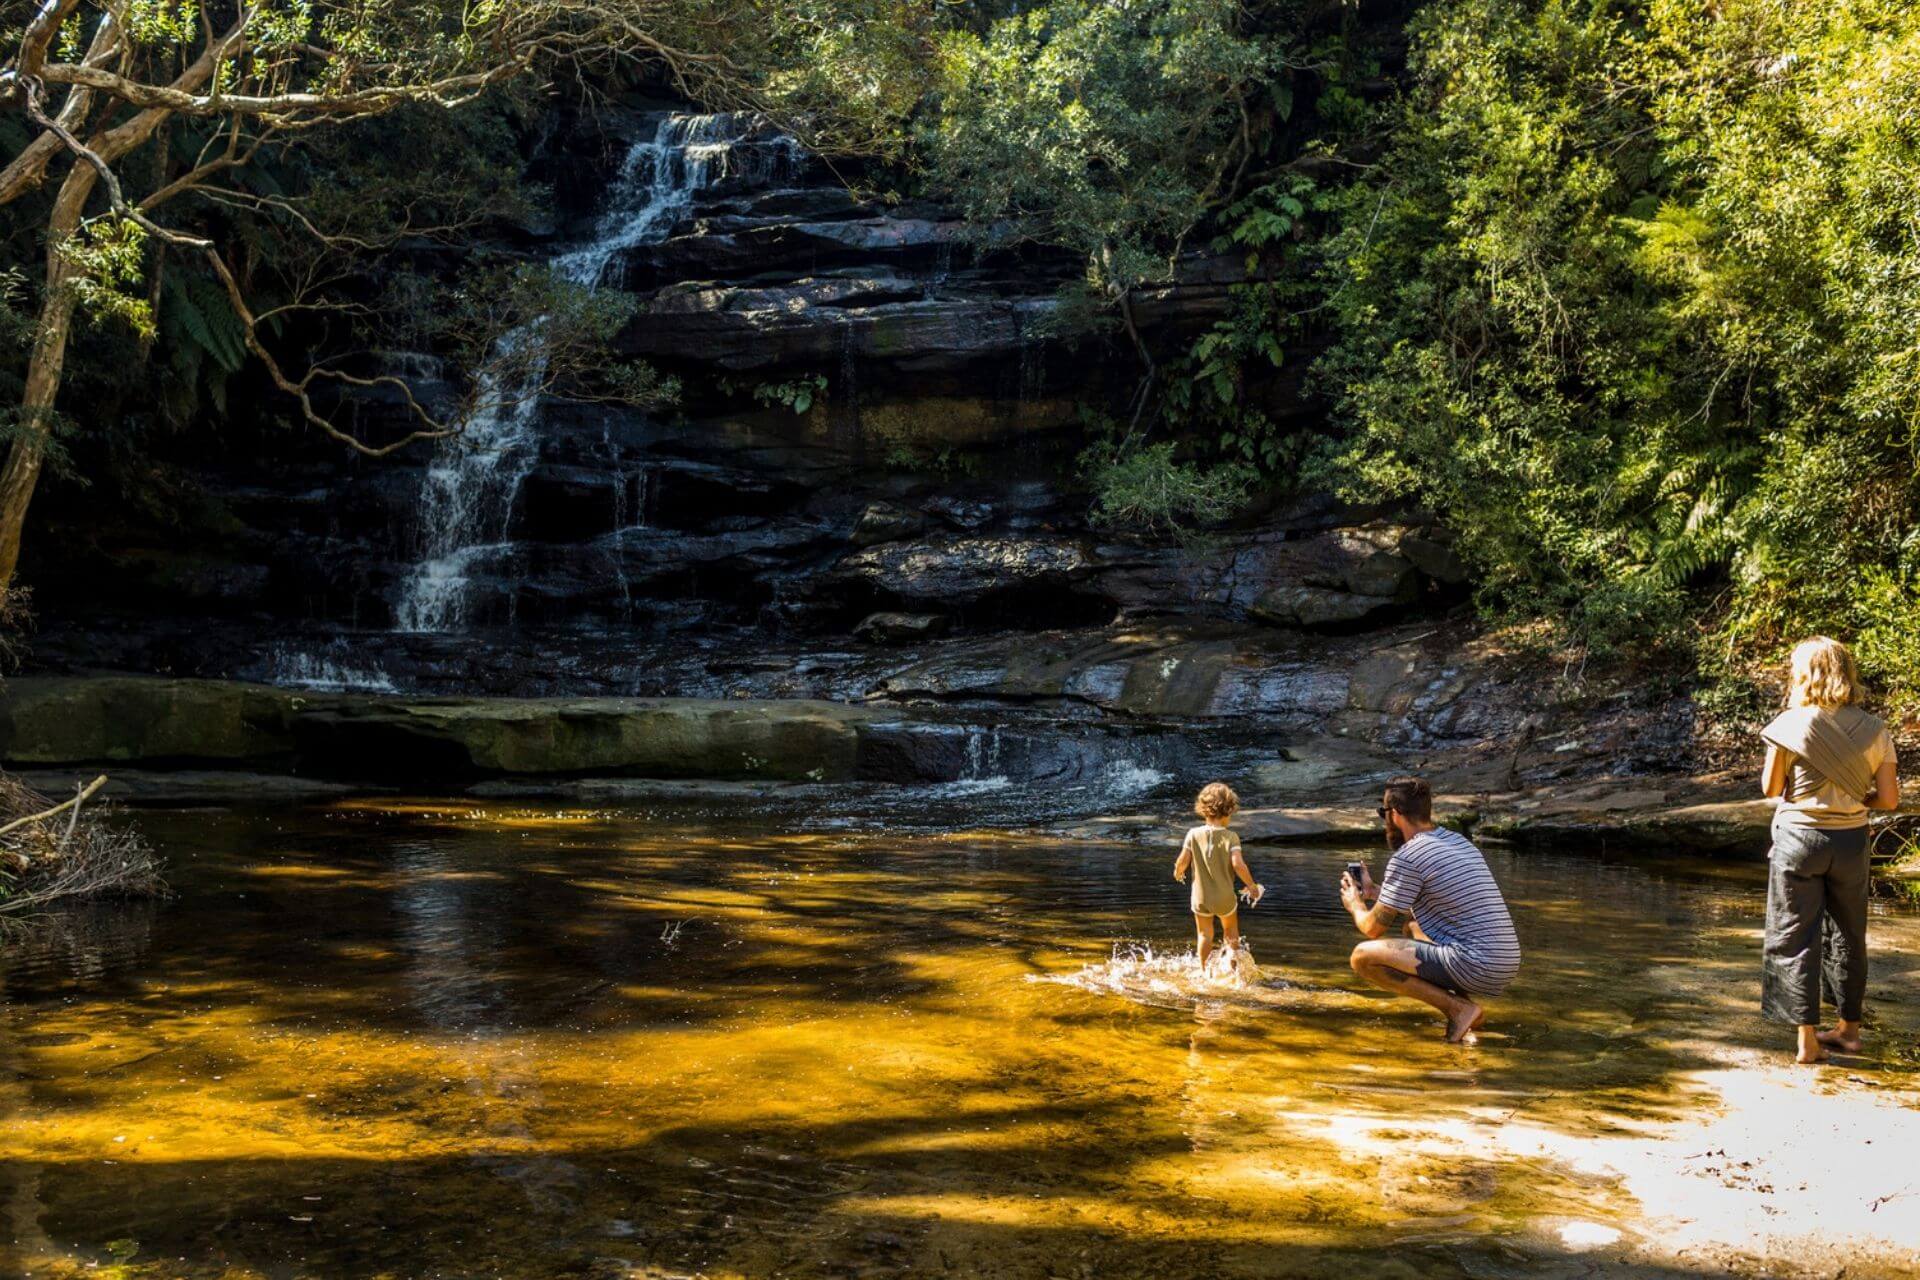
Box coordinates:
[1446,1001,1484,1044]
[1795,1045,1830,1065]
[1817,1022,1863,1053]
[1796,1027,1829,1064]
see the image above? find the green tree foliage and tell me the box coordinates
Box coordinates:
[926,0,1279,294]
[922,0,1321,531]
[1312,0,1920,713]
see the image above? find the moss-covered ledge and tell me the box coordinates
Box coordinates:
[0,677,965,784]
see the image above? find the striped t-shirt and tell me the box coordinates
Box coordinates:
[1376,827,1521,996]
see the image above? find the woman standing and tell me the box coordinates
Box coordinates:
[1760,637,1901,1064]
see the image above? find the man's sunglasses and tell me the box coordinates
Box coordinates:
[1375,806,1396,818]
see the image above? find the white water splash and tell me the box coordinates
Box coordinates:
[1096,761,1168,798]
[394,115,790,633]
[923,776,1016,799]
[1037,941,1292,1011]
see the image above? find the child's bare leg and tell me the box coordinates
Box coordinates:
[1221,910,1242,952]
[1194,914,1215,965]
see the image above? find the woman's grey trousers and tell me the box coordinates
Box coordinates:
[1762,818,1870,1027]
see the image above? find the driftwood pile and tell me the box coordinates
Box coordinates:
[0,773,163,918]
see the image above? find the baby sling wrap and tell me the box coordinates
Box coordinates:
[1761,704,1879,803]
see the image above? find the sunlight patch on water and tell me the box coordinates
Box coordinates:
[8,804,1920,1279]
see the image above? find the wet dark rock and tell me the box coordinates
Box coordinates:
[851,502,928,546]
[1094,526,1422,626]
[854,721,972,783]
[854,612,951,645]
[1249,584,1400,629]
[1401,531,1469,585]
[925,496,994,530]
[835,535,1095,605]
[514,465,647,543]
[109,551,274,605]
[621,218,971,283]
[701,186,870,223]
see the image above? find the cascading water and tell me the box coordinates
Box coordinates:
[601,419,649,624]
[393,114,783,633]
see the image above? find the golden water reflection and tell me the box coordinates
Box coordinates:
[1,801,1916,1278]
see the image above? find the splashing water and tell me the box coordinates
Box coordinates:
[394,115,792,633]
[264,645,398,694]
[1037,940,1293,1011]
[1096,761,1168,799]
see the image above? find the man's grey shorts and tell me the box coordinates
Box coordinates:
[1414,942,1469,997]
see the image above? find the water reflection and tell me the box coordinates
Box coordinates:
[393,840,511,1032]
[0,801,1915,1279]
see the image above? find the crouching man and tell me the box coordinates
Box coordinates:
[1339,776,1521,1043]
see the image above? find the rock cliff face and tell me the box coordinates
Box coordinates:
[0,96,1741,839]
[6,95,1718,828]
[24,100,1459,702]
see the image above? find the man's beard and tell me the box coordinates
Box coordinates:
[1385,822,1406,851]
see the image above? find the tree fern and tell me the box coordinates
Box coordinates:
[160,270,247,375]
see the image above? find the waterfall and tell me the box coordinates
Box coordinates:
[265,644,398,693]
[393,114,771,633]
[963,726,1007,781]
[602,418,650,624]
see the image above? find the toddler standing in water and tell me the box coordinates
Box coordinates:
[1173,782,1264,976]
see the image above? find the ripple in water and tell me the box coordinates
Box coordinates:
[1037,940,1296,1012]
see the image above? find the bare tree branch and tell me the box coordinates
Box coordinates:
[22,78,462,456]
[0,8,121,203]
[41,58,530,121]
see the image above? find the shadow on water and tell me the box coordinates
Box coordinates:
[2,799,1917,1278]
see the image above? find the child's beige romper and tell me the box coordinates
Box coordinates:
[1183,825,1241,917]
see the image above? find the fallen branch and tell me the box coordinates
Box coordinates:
[0,773,107,844]
[0,772,162,919]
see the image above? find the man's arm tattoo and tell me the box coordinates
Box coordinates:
[1367,903,1408,932]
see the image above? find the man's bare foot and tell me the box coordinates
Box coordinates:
[1817,1023,1863,1053]
[1795,1045,1830,1065]
[1446,1001,1484,1044]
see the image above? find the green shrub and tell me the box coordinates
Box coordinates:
[1083,436,1255,535]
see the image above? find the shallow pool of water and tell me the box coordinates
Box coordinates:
[3,800,1917,1278]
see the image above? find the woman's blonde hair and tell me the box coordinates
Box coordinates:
[1787,636,1863,709]
[1194,781,1239,821]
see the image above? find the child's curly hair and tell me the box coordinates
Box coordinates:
[1194,781,1239,821]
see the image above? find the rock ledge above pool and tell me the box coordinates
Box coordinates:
[0,676,990,784]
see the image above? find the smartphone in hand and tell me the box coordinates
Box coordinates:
[1345,861,1368,889]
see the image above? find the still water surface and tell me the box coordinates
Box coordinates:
[2,800,1916,1278]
